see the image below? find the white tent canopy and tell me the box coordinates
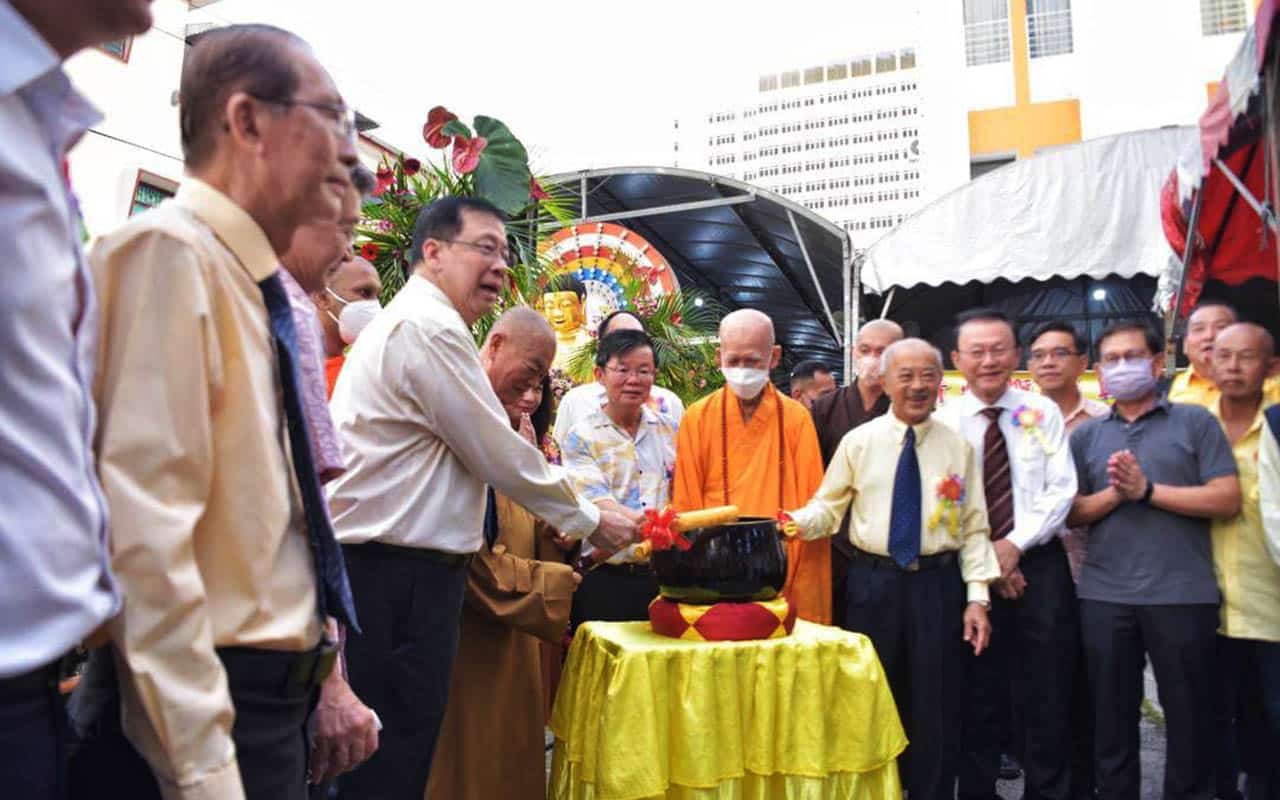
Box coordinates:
[859,126,1197,296]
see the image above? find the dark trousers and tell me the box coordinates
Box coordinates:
[1070,625,1096,800]
[0,661,67,800]
[336,543,469,800]
[843,555,966,800]
[959,539,1078,800]
[1081,600,1218,800]
[1218,637,1280,800]
[1215,635,1245,800]
[67,646,317,800]
[569,563,658,630]
[831,539,853,629]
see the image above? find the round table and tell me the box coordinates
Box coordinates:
[549,620,907,800]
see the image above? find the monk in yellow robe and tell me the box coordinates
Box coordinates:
[673,308,830,623]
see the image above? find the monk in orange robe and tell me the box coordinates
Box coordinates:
[673,308,830,624]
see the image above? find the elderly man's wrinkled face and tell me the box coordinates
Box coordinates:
[425,208,509,325]
[885,347,942,425]
[485,333,554,414]
[1210,324,1276,402]
[1184,305,1236,376]
[953,319,1018,402]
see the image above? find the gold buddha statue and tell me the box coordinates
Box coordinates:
[541,279,593,372]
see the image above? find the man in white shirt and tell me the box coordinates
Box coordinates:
[939,309,1078,800]
[328,196,637,798]
[562,330,678,627]
[552,310,684,445]
[0,1,151,795]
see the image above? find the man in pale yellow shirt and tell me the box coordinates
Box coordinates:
[787,337,996,800]
[77,26,360,800]
[1169,301,1280,407]
[1209,323,1280,800]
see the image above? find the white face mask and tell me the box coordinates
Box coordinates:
[327,288,380,345]
[856,355,881,384]
[721,367,770,400]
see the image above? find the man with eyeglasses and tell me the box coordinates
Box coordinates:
[562,329,676,625]
[326,196,638,797]
[1068,321,1241,800]
[1206,323,1280,800]
[77,24,361,800]
[938,309,1078,800]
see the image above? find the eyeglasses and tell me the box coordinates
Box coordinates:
[957,345,1013,361]
[1099,351,1153,367]
[1028,347,1081,363]
[251,95,357,140]
[439,238,514,266]
[604,365,656,381]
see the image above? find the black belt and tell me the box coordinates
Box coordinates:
[850,547,957,573]
[0,658,63,702]
[217,641,337,698]
[345,540,473,568]
[595,561,653,576]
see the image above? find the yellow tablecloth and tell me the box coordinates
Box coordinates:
[549,620,907,800]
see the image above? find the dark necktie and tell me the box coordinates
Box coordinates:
[259,273,360,633]
[887,426,922,568]
[483,487,499,549]
[981,407,1015,541]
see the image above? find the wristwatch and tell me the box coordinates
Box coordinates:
[1140,479,1155,505]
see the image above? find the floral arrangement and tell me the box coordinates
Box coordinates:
[1010,404,1056,453]
[927,473,966,538]
[354,106,724,406]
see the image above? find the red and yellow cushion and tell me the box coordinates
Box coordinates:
[648,595,796,641]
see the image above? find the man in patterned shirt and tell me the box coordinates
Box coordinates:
[562,330,677,626]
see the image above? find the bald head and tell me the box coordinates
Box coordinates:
[854,319,905,388]
[719,308,781,377]
[1211,322,1278,401]
[482,306,556,416]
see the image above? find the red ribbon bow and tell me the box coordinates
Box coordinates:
[641,507,691,552]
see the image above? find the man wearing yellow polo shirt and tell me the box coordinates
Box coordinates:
[1209,322,1280,800]
[1170,302,1280,407]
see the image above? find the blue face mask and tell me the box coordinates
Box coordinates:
[1101,359,1157,401]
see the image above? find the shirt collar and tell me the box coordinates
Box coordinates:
[407,273,467,333]
[1210,396,1267,439]
[174,178,279,282]
[591,404,660,439]
[885,409,934,445]
[1108,396,1170,422]
[958,384,1018,416]
[0,2,60,96]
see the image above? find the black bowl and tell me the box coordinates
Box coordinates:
[651,516,788,603]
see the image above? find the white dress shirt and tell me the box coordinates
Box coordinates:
[328,275,600,554]
[935,386,1076,552]
[1260,411,1280,568]
[0,2,118,678]
[552,381,683,446]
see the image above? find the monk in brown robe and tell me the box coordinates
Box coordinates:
[673,308,830,623]
[426,308,580,800]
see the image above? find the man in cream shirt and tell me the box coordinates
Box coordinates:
[327,196,637,798]
[786,337,996,800]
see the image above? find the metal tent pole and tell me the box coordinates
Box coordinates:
[1163,188,1204,377]
[786,210,841,348]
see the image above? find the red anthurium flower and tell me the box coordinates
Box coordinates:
[530,178,550,200]
[451,135,487,175]
[422,106,458,149]
[373,165,395,197]
[360,242,379,260]
[402,158,421,176]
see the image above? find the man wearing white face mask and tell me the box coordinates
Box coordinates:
[315,254,382,397]
[672,308,830,622]
[1068,321,1242,800]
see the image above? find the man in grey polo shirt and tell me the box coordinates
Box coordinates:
[1069,321,1241,800]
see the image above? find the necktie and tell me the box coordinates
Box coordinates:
[483,487,499,549]
[887,426,922,568]
[259,273,360,633]
[981,407,1015,541]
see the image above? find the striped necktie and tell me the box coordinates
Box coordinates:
[981,407,1015,541]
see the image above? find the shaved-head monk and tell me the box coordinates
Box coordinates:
[672,308,831,623]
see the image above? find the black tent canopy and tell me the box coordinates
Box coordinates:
[543,167,854,379]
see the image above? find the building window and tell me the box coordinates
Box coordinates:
[1027,0,1073,57]
[964,0,1012,66]
[759,74,779,92]
[827,62,848,81]
[781,70,801,89]
[130,171,178,216]
[1201,0,1247,36]
[851,57,873,77]
[98,37,133,62]
[804,66,825,84]
[900,48,917,69]
[875,52,897,73]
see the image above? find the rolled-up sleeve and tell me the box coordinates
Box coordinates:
[392,324,600,538]
[91,231,244,800]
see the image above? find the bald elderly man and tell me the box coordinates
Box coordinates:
[1207,323,1280,800]
[786,337,996,800]
[672,308,829,623]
